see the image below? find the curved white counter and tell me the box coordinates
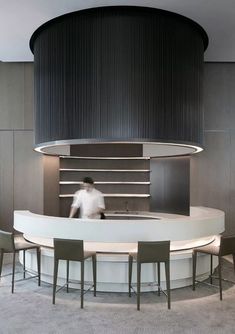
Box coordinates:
[14,207,225,291]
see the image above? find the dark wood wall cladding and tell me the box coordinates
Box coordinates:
[60,170,149,182]
[59,154,190,216]
[42,150,190,217]
[70,144,143,157]
[43,155,60,216]
[150,157,190,215]
[42,144,190,217]
[60,184,149,195]
[60,197,150,217]
[59,156,150,216]
[31,6,207,148]
[60,158,149,170]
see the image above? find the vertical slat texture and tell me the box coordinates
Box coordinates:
[31,6,206,147]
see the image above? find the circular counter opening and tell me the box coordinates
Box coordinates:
[106,215,159,220]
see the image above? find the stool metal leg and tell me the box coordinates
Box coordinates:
[52,259,59,304]
[36,247,41,286]
[218,256,222,300]
[232,253,235,272]
[192,251,197,290]
[128,255,133,297]
[23,250,26,279]
[165,261,171,309]
[92,255,96,297]
[137,262,141,311]
[157,262,161,296]
[81,260,84,309]
[0,249,3,278]
[210,254,213,284]
[12,252,16,294]
[66,260,69,293]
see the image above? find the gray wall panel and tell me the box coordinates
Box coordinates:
[0,62,43,231]
[204,63,235,131]
[228,130,235,234]
[23,63,34,129]
[14,131,43,214]
[191,132,230,216]
[0,132,13,231]
[0,63,25,129]
[191,62,235,234]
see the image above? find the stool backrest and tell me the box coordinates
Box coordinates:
[0,230,14,252]
[137,240,170,263]
[220,235,235,256]
[54,239,84,261]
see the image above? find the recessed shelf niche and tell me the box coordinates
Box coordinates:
[59,155,151,216]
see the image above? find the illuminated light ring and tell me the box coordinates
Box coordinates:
[34,139,203,156]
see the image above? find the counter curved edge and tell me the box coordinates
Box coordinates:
[14,207,225,243]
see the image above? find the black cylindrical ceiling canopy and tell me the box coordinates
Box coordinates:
[30,6,208,156]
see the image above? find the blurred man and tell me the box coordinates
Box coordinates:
[69,177,105,219]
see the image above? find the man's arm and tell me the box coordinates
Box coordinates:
[69,206,78,218]
[98,194,105,215]
[69,191,81,218]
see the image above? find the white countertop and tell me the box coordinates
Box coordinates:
[14,206,225,244]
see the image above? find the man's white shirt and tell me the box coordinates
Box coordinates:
[71,188,105,219]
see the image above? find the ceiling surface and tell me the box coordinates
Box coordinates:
[0,0,234,62]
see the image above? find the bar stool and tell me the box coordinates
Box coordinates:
[192,235,235,300]
[0,230,41,293]
[53,238,97,308]
[128,240,171,310]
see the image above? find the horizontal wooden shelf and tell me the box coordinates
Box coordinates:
[60,194,150,198]
[59,181,150,185]
[60,169,150,172]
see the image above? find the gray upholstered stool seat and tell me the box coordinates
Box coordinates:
[192,244,220,256]
[0,230,41,293]
[192,235,235,300]
[14,235,40,251]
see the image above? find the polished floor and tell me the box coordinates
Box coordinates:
[0,257,235,334]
